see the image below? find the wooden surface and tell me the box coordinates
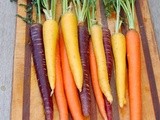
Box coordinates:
[0,0,160,120]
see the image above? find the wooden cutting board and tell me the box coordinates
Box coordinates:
[11,0,160,120]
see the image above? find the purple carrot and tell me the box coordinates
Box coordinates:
[102,27,113,79]
[78,23,91,117]
[102,27,113,120]
[30,24,53,120]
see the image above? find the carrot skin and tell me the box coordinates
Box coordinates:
[30,24,53,120]
[78,24,91,117]
[55,42,68,120]
[60,29,84,120]
[126,29,141,120]
[102,27,113,120]
[89,41,107,120]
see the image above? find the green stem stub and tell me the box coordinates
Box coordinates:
[16,2,35,25]
[41,0,57,20]
[120,0,135,29]
[87,0,97,32]
[115,0,121,33]
[73,0,89,23]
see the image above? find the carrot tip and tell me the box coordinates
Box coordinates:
[119,99,126,108]
[78,88,82,92]
[50,90,54,97]
[105,93,113,104]
[119,102,124,108]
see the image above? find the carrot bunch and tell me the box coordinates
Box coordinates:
[16,0,142,119]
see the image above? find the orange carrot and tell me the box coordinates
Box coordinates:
[120,0,142,119]
[89,41,107,120]
[55,41,68,120]
[126,29,141,120]
[59,29,84,120]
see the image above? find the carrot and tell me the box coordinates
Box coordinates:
[41,0,58,93]
[102,27,113,120]
[78,23,91,116]
[59,28,84,120]
[43,20,58,93]
[90,25,113,103]
[121,0,141,119]
[61,2,83,91]
[73,0,91,116]
[55,41,68,120]
[126,29,141,120]
[111,32,127,107]
[89,41,107,120]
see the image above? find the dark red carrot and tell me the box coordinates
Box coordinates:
[30,24,53,120]
[102,27,113,120]
[78,23,91,117]
[73,0,91,117]
[102,27,113,79]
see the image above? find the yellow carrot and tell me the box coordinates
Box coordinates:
[111,33,126,107]
[61,11,83,91]
[43,20,59,93]
[90,24,113,103]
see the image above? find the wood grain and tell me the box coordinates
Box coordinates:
[10,0,160,120]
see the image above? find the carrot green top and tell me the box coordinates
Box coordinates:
[41,0,57,20]
[87,0,97,33]
[115,0,122,33]
[73,0,89,23]
[16,0,41,24]
[120,0,135,29]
